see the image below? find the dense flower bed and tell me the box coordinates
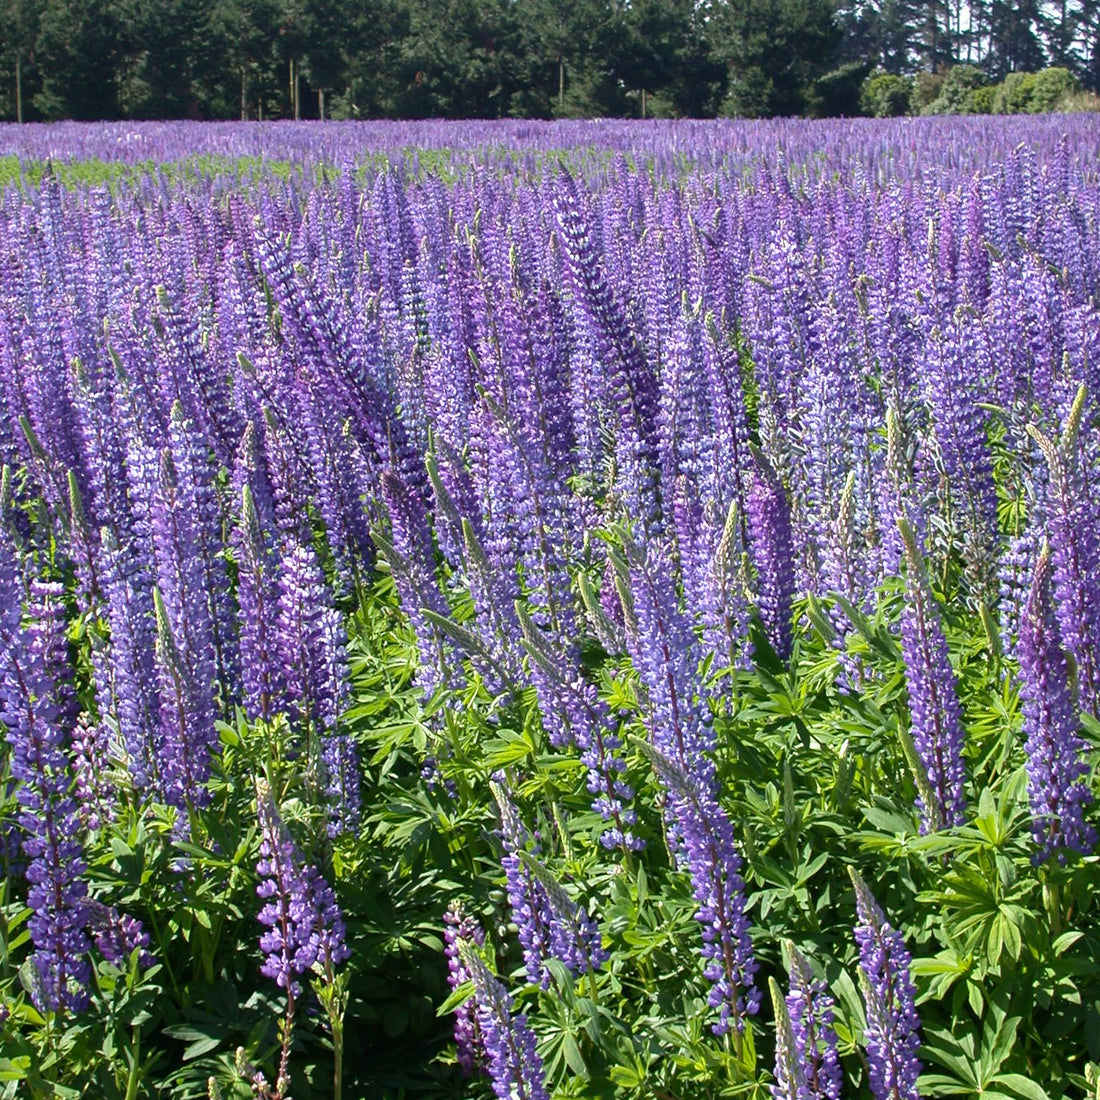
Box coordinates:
[0,118,1097,1099]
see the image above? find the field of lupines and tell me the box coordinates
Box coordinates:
[0,117,1098,1100]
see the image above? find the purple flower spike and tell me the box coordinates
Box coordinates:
[444,903,486,1076]
[1,567,92,1013]
[783,943,841,1100]
[746,451,795,662]
[1018,542,1096,861]
[492,782,605,987]
[458,940,550,1100]
[898,516,967,831]
[645,742,758,1037]
[850,869,922,1100]
[770,975,807,1100]
[254,779,349,1000]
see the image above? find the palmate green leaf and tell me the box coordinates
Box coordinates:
[992,1075,1053,1100]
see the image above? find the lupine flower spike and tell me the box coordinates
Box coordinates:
[850,868,922,1100]
[458,940,550,1100]
[898,515,967,831]
[782,942,841,1100]
[1018,542,1096,861]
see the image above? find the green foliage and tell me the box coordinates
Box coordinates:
[859,70,913,117]
[1029,67,1081,112]
[910,70,946,113]
[993,71,1039,114]
[3,510,1100,1097]
[809,61,874,118]
[921,65,989,115]
[712,0,841,117]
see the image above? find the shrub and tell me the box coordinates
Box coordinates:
[993,71,1038,113]
[910,70,945,112]
[860,71,912,117]
[922,64,988,114]
[1061,88,1100,112]
[1030,66,1080,112]
[967,84,995,113]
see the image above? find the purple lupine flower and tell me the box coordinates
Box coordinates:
[746,452,796,662]
[646,743,759,1037]
[458,940,550,1100]
[624,535,713,774]
[85,898,154,969]
[275,539,346,735]
[377,468,461,699]
[770,976,807,1100]
[71,716,115,832]
[444,902,486,1076]
[152,586,215,815]
[1,566,92,1014]
[898,516,967,831]
[254,780,349,999]
[1029,386,1100,715]
[320,730,361,839]
[555,175,660,533]
[97,527,159,788]
[850,869,922,1100]
[492,782,605,986]
[701,499,753,674]
[234,484,285,724]
[516,603,641,852]
[784,944,842,1100]
[1018,542,1096,861]
[166,403,239,705]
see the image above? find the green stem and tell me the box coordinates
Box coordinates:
[332,1015,344,1100]
[123,1024,142,1100]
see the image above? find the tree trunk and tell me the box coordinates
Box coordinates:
[241,69,247,121]
[641,87,646,118]
[319,88,325,121]
[558,56,564,112]
[15,55,22,124]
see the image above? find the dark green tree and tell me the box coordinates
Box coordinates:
[0,0,39,120]
[707,0,842,116]
[985,0,1046,79]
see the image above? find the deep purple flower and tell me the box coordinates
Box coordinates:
[255,780,349,1000]
[746,452,796,662]
[1030,386,1100,715]
[1018,542,1096,860]
[646,743,758,1036]
[234,483,285,724]
[492,782,605,986]
[458,940,550,1100]
[444,903,485,1076]
[86,898,154,969]
[898,516,967,831]
[783,944,841,1100]
[276,539,347,735]
[517,604,641,852]
[850,869,922,1100]
[71,716,115,832]
[1,567,92,1013]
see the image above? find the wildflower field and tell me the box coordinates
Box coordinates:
[0,116,1099,1100]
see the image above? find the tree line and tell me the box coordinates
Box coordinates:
[1,0,1098,123]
